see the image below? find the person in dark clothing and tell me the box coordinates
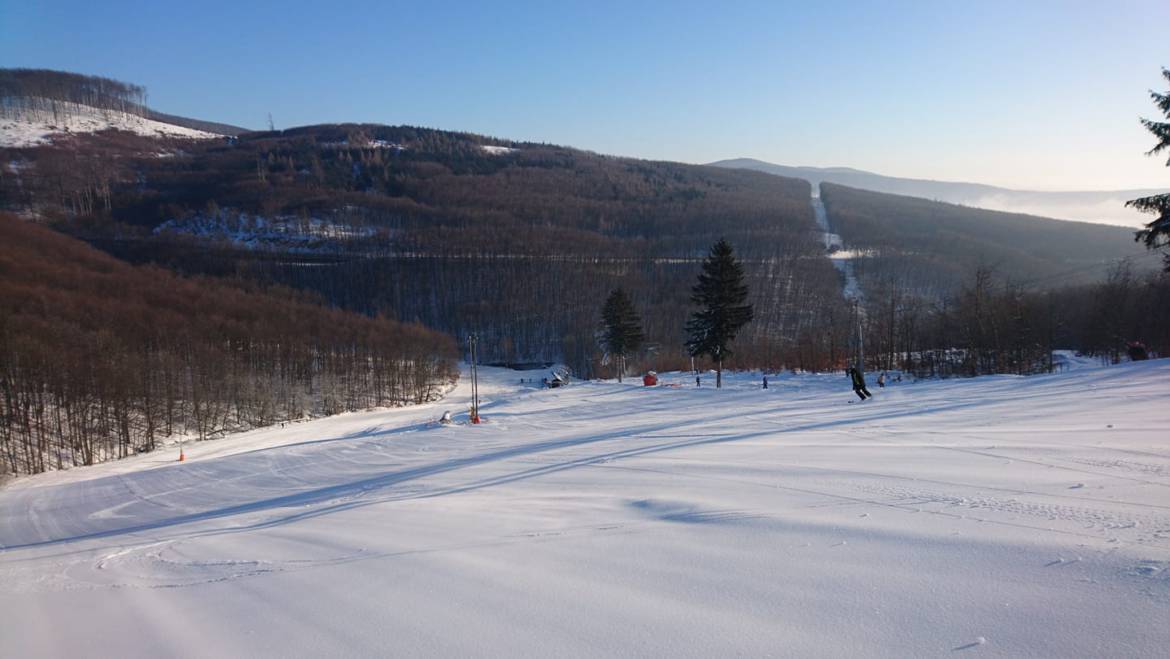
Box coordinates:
[847,367,872,401]
[696,376,701,387]
[762,375,768,389]
[1127,341,1149,361]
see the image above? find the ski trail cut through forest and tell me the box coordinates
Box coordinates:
[812,184,863,303]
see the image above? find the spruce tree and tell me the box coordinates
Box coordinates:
[1129,67,1170,271]
[686,238,753,388]
[601,288,644,382]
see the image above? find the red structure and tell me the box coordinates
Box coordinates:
[643,372,658,387]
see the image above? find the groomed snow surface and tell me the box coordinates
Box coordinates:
[2,361,1169,657]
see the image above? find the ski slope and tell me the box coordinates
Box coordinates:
[1,107,218,147]
[811,185,863,302]
[2,362,1169,657]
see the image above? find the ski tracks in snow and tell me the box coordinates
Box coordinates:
[1,362,1169,656]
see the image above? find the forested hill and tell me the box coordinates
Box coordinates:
[819,182,1156,296]
[3,122,817,258]
[712,157,1164,227]
[2,70,1164,378]
[0,213,458,476]
[0,115,842,375]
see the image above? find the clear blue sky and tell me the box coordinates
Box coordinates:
[2,0,1167,190]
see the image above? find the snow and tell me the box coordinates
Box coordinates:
[2,360,1169,657]
[1052,349,1108,371]
[482,144,517,155]
[154,211,377,251]
[321,139,406,150]
[0,106,218,147]
[812,185,865,302]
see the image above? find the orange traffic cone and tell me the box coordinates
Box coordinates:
[178,449,186,462]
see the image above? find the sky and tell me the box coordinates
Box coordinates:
[2,0,1168,191]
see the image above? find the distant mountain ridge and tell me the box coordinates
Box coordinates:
[817,183,1155,298]
[710,158,1166,228]
[144,109,248,136]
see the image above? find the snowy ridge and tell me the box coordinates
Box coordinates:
[0,103,219,148]
[1,361,1168,656]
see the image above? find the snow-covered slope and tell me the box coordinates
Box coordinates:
[811,185,864,302]
[2,362,1168,657]
[1,106,218,147]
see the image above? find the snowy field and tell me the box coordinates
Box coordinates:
[1,361,1168,657]
[1,107,217,147]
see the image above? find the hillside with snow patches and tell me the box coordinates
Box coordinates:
[2,361,1168,657]
[0,105,219,147]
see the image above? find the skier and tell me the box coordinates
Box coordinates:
[762,375,768,389]
[696,376,701,387]
[847,366,872,401]
[877,372,887,388]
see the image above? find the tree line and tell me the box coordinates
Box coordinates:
[603,240,1170,383]
[843,259,1170,378]
[0,68,148,123]
[0,215,458,476]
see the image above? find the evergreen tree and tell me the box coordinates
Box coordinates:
[601,288,644,382]
[686,238,754,388]
[1129,67,1170,271]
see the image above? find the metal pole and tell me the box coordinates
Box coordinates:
[468,333,480,423]
[473,336,478,420]
[858,305,865,372]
